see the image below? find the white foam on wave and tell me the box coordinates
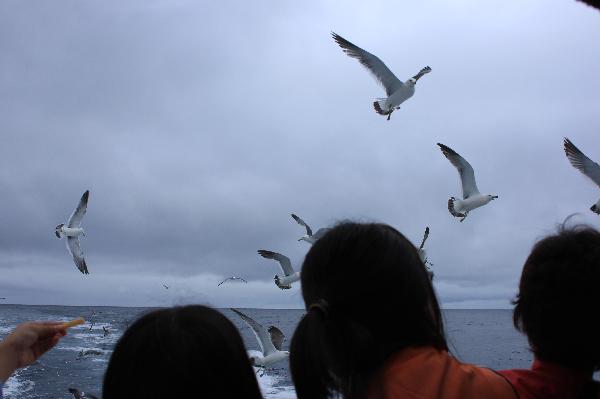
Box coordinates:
[0,325,15,335]
[3,368,34,399]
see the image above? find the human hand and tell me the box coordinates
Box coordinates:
[0,322,67,381]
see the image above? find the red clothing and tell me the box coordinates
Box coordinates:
[500,359,599,399]
[369,346,517,399]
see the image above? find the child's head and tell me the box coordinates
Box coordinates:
[103,305,262,399]
[290,222,446,399]
[513,223,600,371]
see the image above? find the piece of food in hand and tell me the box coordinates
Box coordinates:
[58,318,85,329]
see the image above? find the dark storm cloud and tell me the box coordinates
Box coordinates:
[0,0,599,307]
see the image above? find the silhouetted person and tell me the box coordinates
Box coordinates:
[103,305,263,399]
[500,224,600,399]
[290,222,517,399]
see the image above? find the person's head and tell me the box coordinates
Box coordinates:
[290,222,446,399]
[513,223,600,371]
[103,305,262,399]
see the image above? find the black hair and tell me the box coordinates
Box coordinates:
[290,222,446,399]
[103,305,263,399]
[513,222,600,372]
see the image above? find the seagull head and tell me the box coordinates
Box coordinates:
[298,235,310,242]
[54,224,64,238]
[407,78,417,86]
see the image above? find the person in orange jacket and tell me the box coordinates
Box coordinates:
[499,223,600,399]
[289,222,517,399]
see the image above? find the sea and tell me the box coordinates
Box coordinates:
[0,305,537,399]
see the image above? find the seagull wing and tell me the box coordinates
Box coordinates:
[291,214,312,236]
[258,250,295,276]
[437,143,480,199]
[231,308,277,356]
[67,237,89,274]
[67,191,89,228]
[564,138,600,188]
[412,66,432,81]
[268,326,285,351]
[68,388,83,399]
[332,32,403,97]
[419,227,430,251]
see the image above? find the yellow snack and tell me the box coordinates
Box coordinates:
[58,318,85,329]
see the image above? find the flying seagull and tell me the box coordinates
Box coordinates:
[564,138,600,214]
[55,190,90,274]
[332,32,431,120]
[68,388,98,399]
[257,250,300,290]
[438,144,498,222]
[417,226,432,266]
[291,214,329,244]
[230,308,289,367]
[217,276,248,286]
[163,284,169,290]
[102,326,110,337]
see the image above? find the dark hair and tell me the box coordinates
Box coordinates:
[290,222,446,399]
[513,223,600,372]
[103,305,263,399]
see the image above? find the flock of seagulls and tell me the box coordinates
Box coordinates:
[49,33,597,373]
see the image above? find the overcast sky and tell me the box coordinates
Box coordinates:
[0,0,598,309]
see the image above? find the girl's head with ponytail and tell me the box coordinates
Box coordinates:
[290,222,446,399]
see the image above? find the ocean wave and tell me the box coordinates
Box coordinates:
[256,368,296,399]
[3,369,34,399]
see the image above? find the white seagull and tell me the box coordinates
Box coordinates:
[257,250,300,290]
[68,388,98,399]
[217,276,248,286]
[564,138,600,214]
[55,190,90,274]
[438,144,498,222]
[230,308,289,367]
[291,214,329,244]
[332,32,431,120]
[417,226,432,266]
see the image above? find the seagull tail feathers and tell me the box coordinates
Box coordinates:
[373,100,390,116]
[448,197,467,219]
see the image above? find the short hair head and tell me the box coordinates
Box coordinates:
[513,223,600,371]
[103,305,262,399]
[290,222,446,399]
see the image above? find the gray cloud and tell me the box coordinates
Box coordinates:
[0,0,599,308]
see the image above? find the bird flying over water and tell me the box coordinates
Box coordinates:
[163,284,169,290]
[230,308,289,367]
[55,190,90,274]
[68,388,98,399]
[291,214,329,244]
[438,144,498,222]
[257,250,300,290]
[564,138,600,214]
[332,32,431,120]
[217,276,248,286]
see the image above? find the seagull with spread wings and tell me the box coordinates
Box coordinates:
[257,250,300,290]
[217,276,248,286]
[230,308,289,367]
[291,214,329,244]
[564,138,600,214]
[332,32,431,120]
[417,226,432,266]
[438,144,498,222]
[55,190,90,274]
